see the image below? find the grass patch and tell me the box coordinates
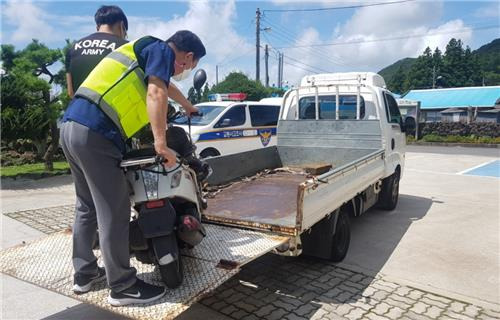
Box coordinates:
[1,161,70,178]
[420,134,500,144]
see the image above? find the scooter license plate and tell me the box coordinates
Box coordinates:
[137,200,176,238]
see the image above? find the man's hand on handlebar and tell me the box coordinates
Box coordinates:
[154,142,177,168]
[182,103,199,118]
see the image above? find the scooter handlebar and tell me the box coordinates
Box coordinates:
[120,155,181,168]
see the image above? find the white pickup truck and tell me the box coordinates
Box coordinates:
[0,72,407,320]
[205,71,406,261]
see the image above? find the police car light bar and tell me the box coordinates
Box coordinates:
[208,93,247,102]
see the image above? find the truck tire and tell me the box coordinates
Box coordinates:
[377,170,400,210]
[159,255,184,289]
[330,209,351,262]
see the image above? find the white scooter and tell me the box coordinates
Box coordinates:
[120,70,209,289]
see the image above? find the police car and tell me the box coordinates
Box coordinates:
[172,93,281,158]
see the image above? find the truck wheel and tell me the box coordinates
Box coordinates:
[377,170,400,210]
[200,148,220,159]
[159,255,184,289]
[330,209,351,262]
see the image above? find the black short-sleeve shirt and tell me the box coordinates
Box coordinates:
[66,32,128,90]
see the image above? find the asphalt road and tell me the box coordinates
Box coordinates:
[1,145,499,319]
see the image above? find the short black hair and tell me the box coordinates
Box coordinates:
[95,5,128,30]
[167,30,206,61]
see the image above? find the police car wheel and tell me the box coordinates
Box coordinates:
[200,148,220,159]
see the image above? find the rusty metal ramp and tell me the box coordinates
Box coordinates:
[0,224,288,320]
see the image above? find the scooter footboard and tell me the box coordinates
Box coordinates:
[137,201,176,238]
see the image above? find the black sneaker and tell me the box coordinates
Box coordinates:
[73,267,106,294]
[108,279,166,307]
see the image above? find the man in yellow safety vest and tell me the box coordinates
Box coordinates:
[60,30,206,306]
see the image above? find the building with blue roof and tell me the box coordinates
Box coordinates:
[400,86,500,122]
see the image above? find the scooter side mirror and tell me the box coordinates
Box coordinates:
[193,69,207,91]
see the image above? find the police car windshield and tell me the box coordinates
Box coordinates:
[172,105,226,126]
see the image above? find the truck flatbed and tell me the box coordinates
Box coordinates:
[0,223,288,320]
[205,171,307,235]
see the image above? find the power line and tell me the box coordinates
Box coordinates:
[263,0,414,13]
[261,17,346,66]
[263,17,346,64]
[267,46,329,76]
[263,30,344,69]
[282,60,318,74]
[218,46,255,67]
[274,24,499,49]
[280,53,331,74]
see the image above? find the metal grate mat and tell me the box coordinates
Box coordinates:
[0,224,288,319]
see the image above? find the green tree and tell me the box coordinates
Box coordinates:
[405,47,434,89]
[388,66,407,93]
[1,40,63,170]
[463,46,482,86]
[209,72,284,100]
[441,38,467,87]
[187,87,198,104]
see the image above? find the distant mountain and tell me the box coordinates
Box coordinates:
[475,38,500,56]
[378,57,416,84]
[378,38,500,85]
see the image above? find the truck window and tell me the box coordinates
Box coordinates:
[214,105,246,128]
[298,95,365,120]
[249,105,280,127]
[384,93,402,124]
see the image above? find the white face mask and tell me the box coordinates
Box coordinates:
[172,67,192,81]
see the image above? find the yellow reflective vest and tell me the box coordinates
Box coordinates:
[75,37,156,139]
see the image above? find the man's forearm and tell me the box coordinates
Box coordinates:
[168,82,191,109]
[147,84,168,146]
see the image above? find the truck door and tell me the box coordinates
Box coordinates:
[383,92,406,173]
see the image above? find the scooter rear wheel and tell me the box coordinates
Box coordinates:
[159,255,184,289]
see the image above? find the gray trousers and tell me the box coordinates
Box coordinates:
[60,121,136,292]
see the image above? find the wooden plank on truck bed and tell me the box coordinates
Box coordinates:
[300,163,333,175]
[0,224,288,320]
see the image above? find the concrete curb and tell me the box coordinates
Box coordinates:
[408,142,500,148]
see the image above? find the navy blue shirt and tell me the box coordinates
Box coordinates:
[63,39,176,153]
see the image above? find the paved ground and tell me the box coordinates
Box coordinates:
[1,145,499,319]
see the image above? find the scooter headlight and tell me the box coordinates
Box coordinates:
[142,168,159,200]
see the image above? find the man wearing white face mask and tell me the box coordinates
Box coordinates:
[60,30,206,306]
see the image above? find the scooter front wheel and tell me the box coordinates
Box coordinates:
[159,255,184,289]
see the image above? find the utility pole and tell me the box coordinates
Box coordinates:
[265,44,269,87]
[216,65,219,85]
[280,52,284,88]
[277,52,281,88]
[432,65,436,89]
[256,8,261,82]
